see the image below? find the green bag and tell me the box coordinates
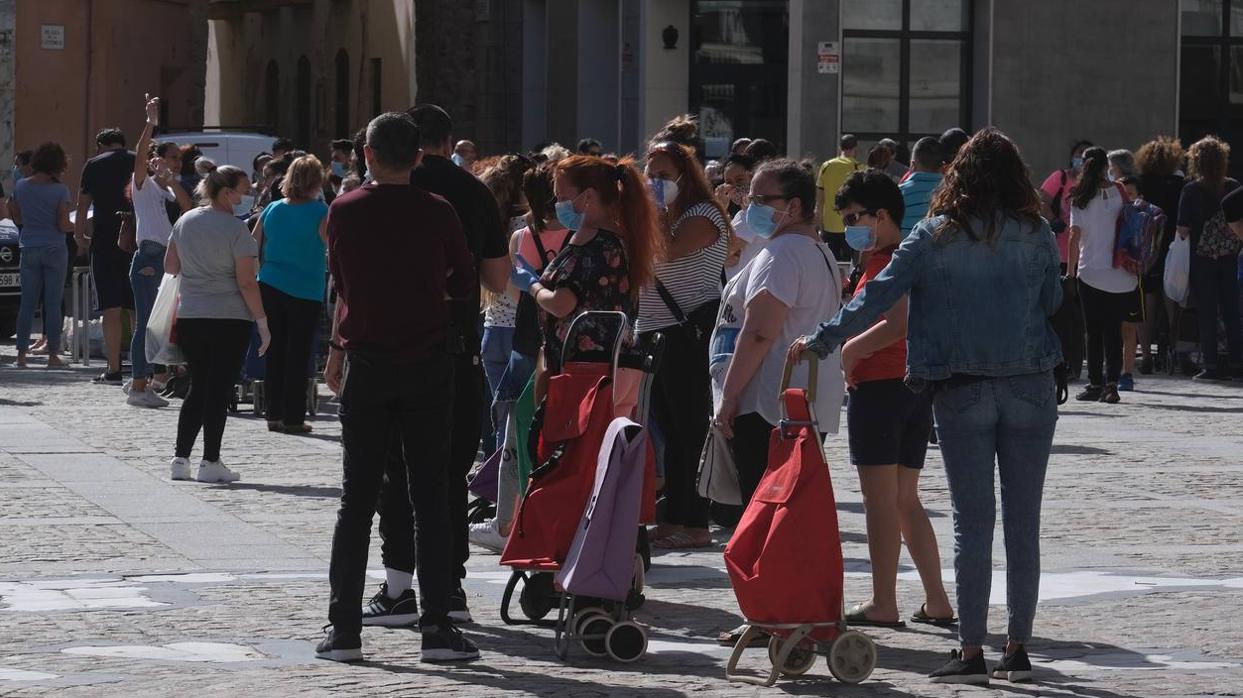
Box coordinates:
[513,374,537,495]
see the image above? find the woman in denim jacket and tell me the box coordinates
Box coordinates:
[791,128,1063,686]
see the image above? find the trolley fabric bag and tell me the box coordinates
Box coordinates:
[556,417,648,601]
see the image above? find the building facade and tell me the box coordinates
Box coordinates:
[1,0,208,192]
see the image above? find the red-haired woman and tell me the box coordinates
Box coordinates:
[639,141,731,549]
[510,155,663,417]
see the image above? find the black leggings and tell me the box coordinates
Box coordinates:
[731,412,775,507]
[175,318,251,461]
[1078,280,1127,386]
[644,323,714,529]
[260,283,322,426]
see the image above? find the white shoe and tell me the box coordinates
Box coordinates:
[170,457,192,481]
[196,460,241,483]
[467,519,507,554]
[127,388,169,408]
[122,378,133,395]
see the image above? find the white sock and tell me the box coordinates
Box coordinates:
[385,568,413,599]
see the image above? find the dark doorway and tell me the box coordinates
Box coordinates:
[1180,0,1243,178]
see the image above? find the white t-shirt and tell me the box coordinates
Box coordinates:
[1070,186,1137,294]
[131,174,176,245]
[709,232,844,433]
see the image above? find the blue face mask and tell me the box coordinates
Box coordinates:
[451,153,466,167]
[11,167,22,183]
[745,203,786,239]
[845,225,876,252]
[1071,156,1084,170]
[555,198,584,231]
[331,161,348,178]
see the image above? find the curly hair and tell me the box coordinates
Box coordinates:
[1187,135,1229,192]
[1135,136,1184,177]
[29,142,68,176]
[479,154,534,219]
[928,127,1042,243]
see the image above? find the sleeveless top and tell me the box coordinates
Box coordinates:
[635,201,730,333]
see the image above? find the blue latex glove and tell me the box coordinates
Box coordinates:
[510,254,540,293]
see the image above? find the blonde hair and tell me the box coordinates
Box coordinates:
[280,154,326,200]
[194,165,248,206]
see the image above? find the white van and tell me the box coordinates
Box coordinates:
[158,131,273,175]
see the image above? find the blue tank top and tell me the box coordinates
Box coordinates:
[257,199,329,301]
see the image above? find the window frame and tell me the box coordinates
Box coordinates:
[841,0,973,147]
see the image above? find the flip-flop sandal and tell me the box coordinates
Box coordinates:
[717,624,769,647]
[845,605,906,628]
[652,531,712,549]
[910,604,958,628]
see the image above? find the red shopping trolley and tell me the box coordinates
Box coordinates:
[723,353,877,687]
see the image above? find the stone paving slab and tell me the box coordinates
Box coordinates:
[2,349,1243,695]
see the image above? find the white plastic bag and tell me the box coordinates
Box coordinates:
[145,273,183,365]
[1163,235,1190,305]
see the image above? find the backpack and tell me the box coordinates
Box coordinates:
[1197,208,1242,259]
[1112,183,1166,275]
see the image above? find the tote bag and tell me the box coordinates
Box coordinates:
[145,273,183,365]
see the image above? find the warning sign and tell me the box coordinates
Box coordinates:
[817,41,839,74]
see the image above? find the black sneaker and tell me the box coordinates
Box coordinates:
[420,621,480,663]
[449,587,472,624]
[1100,384,1121,404]
[315,625,363,663]
[992,646,1033,682]
[1194,368,1229,382]
[93,371,124,385]
[361,583,420,627]
[1075,385,1103,401]
[929,649,989,685]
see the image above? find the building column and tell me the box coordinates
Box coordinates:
[577,0,621,150]
[787,0,840,161]
[638,0,689,148]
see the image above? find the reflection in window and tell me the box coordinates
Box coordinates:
[842,0,901,30]
[694,0,786,65]
[843,38,900,133]
[909,40,962,133]
[1183,0,1222,36]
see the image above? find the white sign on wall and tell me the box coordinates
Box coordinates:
[817,41,839,74]
[41,25,65,50]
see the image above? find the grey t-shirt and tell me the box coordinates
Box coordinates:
[171,207,258,320]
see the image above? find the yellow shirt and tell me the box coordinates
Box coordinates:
[816,155,863,233]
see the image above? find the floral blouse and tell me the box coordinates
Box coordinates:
[540,229,633,371]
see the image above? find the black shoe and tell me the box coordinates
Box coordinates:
[315,625,363,663]
[1193,368,1229,382]
[1075,385,1104,401]
[449,587,472,624]
[361,583,420,627]
[420,621,480,663]
[929,649,989,685]
[992,646,1033,682]
[1100,384,1121,404]
[92,371,123,385]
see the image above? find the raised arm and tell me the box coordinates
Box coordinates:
[134,94,160,191]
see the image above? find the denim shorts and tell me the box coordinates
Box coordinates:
[847,378,934,468]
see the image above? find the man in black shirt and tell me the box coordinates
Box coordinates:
[75,128,137,384]
[359,104,509,628]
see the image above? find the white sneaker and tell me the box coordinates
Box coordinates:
[122,379,133,394]
[170,457,192,481]
[196,460,241,483]
[127,388,170,408]
[467,519,508,554]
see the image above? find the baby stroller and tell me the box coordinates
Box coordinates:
[499,311,654,662]
[723,353,876,687]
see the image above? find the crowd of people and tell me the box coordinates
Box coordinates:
[7,90,1243,684]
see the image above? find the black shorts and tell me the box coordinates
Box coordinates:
[91,242,134,311]
[1123,283,1145,323]
[847,378,934,468]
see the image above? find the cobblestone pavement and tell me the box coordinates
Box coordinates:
[2,346,1243,696]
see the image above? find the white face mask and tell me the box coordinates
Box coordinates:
[651,177,680,208]
[509,214,528,233]
[233,194,255,217]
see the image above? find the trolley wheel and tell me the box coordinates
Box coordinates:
[578,614,612,657]
[605,621,647,663]
[573,606,609,635]
[768,635,816,677]
[519,572,557,621]
[827,630,876,684]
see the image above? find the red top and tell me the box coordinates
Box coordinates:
[327,182,476,363]
[850,246,907,384]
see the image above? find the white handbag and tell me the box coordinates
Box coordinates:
[696,422,742,506]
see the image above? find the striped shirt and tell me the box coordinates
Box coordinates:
[899,171,943,235]
[635,201,730,333]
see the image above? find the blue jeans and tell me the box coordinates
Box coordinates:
[129,241,166,379]
[17,244,68,354]
[481,326,515,454]
[932,371,1058,647]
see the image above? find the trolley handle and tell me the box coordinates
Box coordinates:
[779,351,821,433]
[559,310,631,374]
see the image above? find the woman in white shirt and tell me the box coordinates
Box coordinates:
[710,159,843,504]
[1068,147,1137,405]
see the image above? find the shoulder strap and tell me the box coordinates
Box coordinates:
[816,244,843,309]
[654,279,688,324]
[530,228,550,271]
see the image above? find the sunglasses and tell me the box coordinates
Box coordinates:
[841,210,876,227]
[746,193,789,206]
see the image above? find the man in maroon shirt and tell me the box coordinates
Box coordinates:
[317,112,479,664]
